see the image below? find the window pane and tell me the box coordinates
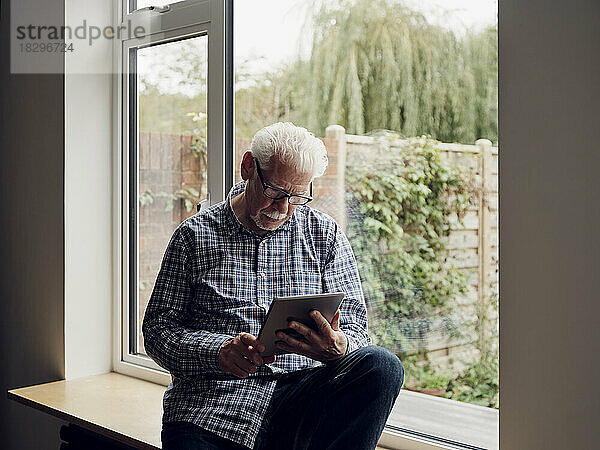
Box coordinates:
[234,0,498,447]
[134,35,208,356]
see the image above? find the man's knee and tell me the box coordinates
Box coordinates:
[354,345,404,392]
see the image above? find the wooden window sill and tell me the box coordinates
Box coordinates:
[8,372,163,449]
[7,371,497,450]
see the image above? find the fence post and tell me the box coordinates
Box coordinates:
[325,125,347,231]
[476,138,493,357]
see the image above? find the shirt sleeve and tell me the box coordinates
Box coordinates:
[142,225,233,378]
[321,223,372,357]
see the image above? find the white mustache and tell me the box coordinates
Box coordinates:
[261,210,287,220]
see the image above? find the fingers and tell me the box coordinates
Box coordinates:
[227,350,275,378]
[238,333,265,365]
[220,355,253,378]
[274,340,296,353]
[240,344,263,366]
[219,333,274,378]
[288,320,316,342]
[276,330,311,354]
[278,311,346,362]
[223,347,259,378]
[240,333,265,353]
[234,355,258,376]
[331,310,341,331]
[226,361,249,379]
[310,310,333,335]
[288,320,319,344]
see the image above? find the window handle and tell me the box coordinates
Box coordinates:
[132,5,171,14]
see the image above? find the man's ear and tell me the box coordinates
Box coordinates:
[240,151,255,181]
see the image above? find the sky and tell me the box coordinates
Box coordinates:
[234,0,498,74]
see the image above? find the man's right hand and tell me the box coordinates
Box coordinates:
[218,333,276,378]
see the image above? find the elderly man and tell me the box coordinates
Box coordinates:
[142,122,403,450]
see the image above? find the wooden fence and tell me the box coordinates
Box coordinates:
[326,126,499,371]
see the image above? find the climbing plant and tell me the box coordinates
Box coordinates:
[345,136,477,353]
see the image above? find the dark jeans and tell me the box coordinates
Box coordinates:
[162,345,404,450]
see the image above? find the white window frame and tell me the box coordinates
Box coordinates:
[112,0,226,385]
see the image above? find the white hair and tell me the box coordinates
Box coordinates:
[250,122,328,179]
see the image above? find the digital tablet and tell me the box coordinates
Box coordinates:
[257,292,345,357]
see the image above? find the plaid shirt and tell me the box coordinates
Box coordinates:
[142,181,371,449]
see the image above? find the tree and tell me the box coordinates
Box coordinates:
[239,0,497,144]
[137,0,498,145]
[138,38,208,134]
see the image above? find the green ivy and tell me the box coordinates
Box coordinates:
[139,186,201,213]
[445,353,499,408]
[346,136,476,353]
[402,356,453,390]
[345,135,499,408]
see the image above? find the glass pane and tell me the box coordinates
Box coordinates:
[234,0,498,447]
[135,35,208,356]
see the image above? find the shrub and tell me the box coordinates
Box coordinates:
[346,136,476,354]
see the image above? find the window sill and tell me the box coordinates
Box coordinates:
[7,372,497,450]
[8,372,163,449]
[383,390,499,450]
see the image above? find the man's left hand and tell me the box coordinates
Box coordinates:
[274,309,347,362]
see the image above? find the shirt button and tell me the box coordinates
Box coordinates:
[259,272,265,278]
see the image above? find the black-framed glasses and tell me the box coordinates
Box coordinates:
[254,159,313,205]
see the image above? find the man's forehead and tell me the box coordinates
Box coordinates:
[262,160,312,191]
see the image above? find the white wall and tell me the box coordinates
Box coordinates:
[64,0,113,380]
[499,0,600,447]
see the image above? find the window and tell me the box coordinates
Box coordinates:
[233,0,498,448]
[113,0,229,381]
[116,0,498,447]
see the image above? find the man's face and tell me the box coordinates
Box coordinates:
[245,158,313,232]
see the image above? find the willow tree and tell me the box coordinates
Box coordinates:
[465,24,498,144]
[284,0,497,144]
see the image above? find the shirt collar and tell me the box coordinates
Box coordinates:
[225,181,295,237]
